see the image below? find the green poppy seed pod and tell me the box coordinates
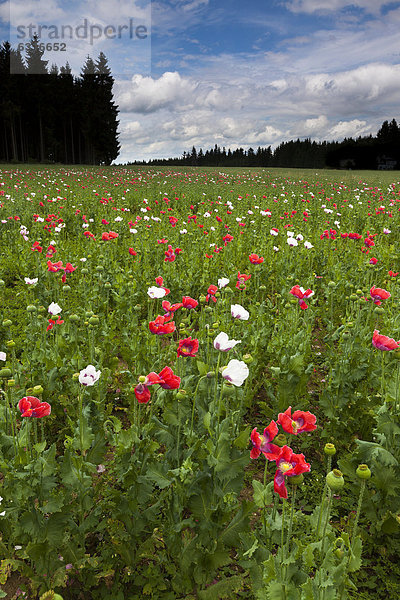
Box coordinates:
[342,331,350,339]
[0,279,5,287]
[33,385,44,395]
[0,368,12,378]
[81,267,89,275]
[215,291,221,298]
[356,464,371,480]
[259,285,267,291]
[206,371,215,379]
[204,306,213,313]
[96,265,104,272]
[347,322,355,328]
[38,306,46,313]
[358,298,366,304]
[324,443,336,456]
[85,310,94,318]
[63,285,71,292]
[326,469,345,491]
[349,293,358,301]
[356,289,363,296]
[27,305,37,313]
[275,434,287,447]
[72,372,80,380]
[179,322,185,329]
[199,295,206,304]
[176,389,187,400]
[243,353,254,364]
[69,314,79,323]
[212,322,220,329]
[7,379,15,387]
[284,302,291,309]
[224,286,234,294]
[290,298,298,305]
[89,316,99,326]
[2,319,12,327]
[374,307,385,315]
[134,304,142,312]
[138,375,146,383]
[288,473,304,486]
[328,281,336,288]
[6,340,15,348]
[26,387,34,395]
[222,383,236,397]
[104,282,112,289]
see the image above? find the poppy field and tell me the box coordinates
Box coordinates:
[0,165,399,600]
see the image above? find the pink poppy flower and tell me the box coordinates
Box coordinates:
[372,330,400,351]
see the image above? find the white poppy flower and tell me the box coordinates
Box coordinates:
[79,364,101,386]
[231,304,249,320]
[147,286,166,299]
[222,359,249,387]
[214,332,242,352]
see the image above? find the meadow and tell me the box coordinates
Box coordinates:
[0,165,399,600]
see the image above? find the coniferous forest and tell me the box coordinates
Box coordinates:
[0,37,120,165]
[133,120,400,170]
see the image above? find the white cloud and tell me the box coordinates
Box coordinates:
[285,0,391,15]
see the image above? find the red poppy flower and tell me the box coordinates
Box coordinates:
[249,253,264,264]
[46,317,64,331]
[389,271,399,277]
[46,244,56,258]
[31,241,43,253]
[18,396,51,418]
[369,257,378,265]
[289,285,314,310]
[223,234,233,246]
[134,383,151,404]
[370,285,390,306]
[83,231,95,240]
[177,337,199,358]
[129,248,137,256]
[47,260,64,272]
[250,421,280,460]
[278,406,317,435]
[158,366,181,389]
[348,232,362,240]
[273,445,311,499]
[372,329,400,351]
[64,263,76,274]
[236,272,251,289]
[162,300,183,318]
[149,315,176,335]
[364,237,375,248]
[206,284,218,303]
[182,296,198,309]
[155,276,170,296]
[109,231,119,239]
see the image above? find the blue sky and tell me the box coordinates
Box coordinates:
[1,0,400,162]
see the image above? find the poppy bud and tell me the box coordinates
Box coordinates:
[222,383,236,397]
[326,469,345,491]
[324,443,336,456]
[259,285,267,291]
[288,473,304,486]
[356,464,371,480]
[27,305,37,313]
[0,368,12,378]
[243,353,253,364]
[275,433,287,447]
[206,371,215,378]
[2,319,12,327]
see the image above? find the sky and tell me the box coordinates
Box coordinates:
[1,0,400,163]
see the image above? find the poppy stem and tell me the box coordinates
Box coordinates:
[286,484,296,555]
[263,458,268,538]
[190,375,206,436]
[321,487,332,556]
[351,480,366,549]
[316,455,332,540]
[280,498,287,590]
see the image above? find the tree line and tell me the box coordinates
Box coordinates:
[0,37,119,164]
[130,119,400,169]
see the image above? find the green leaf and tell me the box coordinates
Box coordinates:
[234,425,251,449]
[197,361,209,376]
[146,464,171,489]
[197,575,244,600]
[203,412,211,431]
[348,536,362,572]
[252,480,273,508]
